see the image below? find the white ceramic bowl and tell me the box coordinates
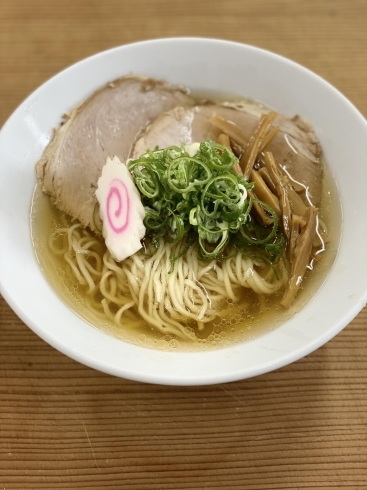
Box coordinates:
[1,38,366,385]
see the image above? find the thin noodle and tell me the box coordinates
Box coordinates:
[64,252,87,285]
[75,252,96,293]
[51,224,287,340]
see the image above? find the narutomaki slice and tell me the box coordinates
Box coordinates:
[95,156,146,262]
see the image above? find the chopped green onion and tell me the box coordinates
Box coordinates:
[127,141,285,262]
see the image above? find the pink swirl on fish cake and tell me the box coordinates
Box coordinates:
[106,178,130,234]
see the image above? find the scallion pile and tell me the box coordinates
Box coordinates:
[127,141,285,262]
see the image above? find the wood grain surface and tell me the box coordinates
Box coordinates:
[1,1,366,488]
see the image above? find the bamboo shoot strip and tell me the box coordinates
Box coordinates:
[240,112,277,178]
[210,113,249,147]
[281,206,318,308]
[250,169,281,217]
[217,133,243,175]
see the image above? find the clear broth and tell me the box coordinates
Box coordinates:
[31,155,341,352]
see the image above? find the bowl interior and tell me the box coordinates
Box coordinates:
[1,38,367,385]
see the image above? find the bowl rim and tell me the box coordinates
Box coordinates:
[1,37,367,385]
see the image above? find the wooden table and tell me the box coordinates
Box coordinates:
[1,1,366,488]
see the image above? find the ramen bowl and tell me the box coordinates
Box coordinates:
[0,38,366,385]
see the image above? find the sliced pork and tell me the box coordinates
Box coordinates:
[36,75,195,232]
[132,103,322,205]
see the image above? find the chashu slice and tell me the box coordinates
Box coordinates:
[133,103,322,205]
[36,75,195,232]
